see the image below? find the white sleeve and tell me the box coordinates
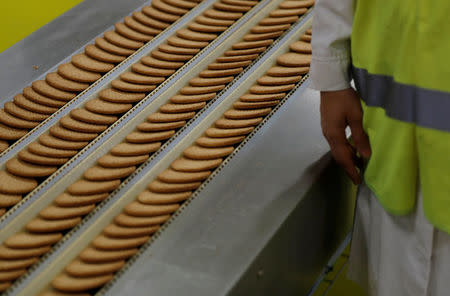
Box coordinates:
[309,0,354,91]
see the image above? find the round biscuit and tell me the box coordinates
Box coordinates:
[0,109,39,129]
[170,93,216,103]
[189,22,227,33]
[124,16,162,36]
[0,171,37,194]
[60,116,107,133]
[0,269,26,282]
[279,0,315,9]
[125,130,175,144]
[85,44,126,64]
[147,111,195,123]
[57,63,101,84]
[137,191,192,204]
[176,28,217,42]
[224,107,272,119]
[70,108,117,125]
[141,56,183,69]
[114,214,169,227]
[4,102,48,122]
[300,34,312,42]
[233,100,279,109]
[46,73,89,92]
[0,257,38,271]
[0,282,11,292]
[203,9,242,20]
[104,30,144,50]
[158,169,211,183]
[208,60,251,70]
[251,24,290,34]
[148,180,200,193]
[49,125,98,142]
[240,92,285,101]
[97,154,149,168]
[39,134,88,150]
[124,201,179,216]
[0,140,8,152]
[180,85,225,95]
[249,84,295,94]
[85,98,132,115]
[160,102,206,113]
[199,68,243,78]
[306,28,312,35]
[213,2,252,13]
[71,54,114,73]
[95,37,135,56]
[104,224,159,238]
[132,63,175,76]
[183,145,234,160]
[196,136,244,148]
[195,15,234,27]
[232,39,273,50]
[277,52,311,67]
[269,8,307,17]
[65,259,125,277]
[54,193,109,207]
[132,11,170,30]
[6,158,57,178]
[0,193,22,207]
[115,23,153,42]
[0,245,50,260]
[52,273,113,292]
[266,66,309,77]
[159,43,200,55]
[205,126,253,137]
[152,49,193,62]
[120,72,165,85]
[32,80,76,101]
[164,0,198,9]
[171,157,222,172]
[39,204,95,220]
[152,0,188,15]
[18,150,69,166]
[92,235,149,250]
[110,142,161,156]
[216,53,258,63]
[26,217,81,233]
[67,179,120,195]
[259,16,299,26]
[224,47,266,56]
[243,31,283,42]
[0,122,28,140]
[142,6,179,23]
[290,40,312,54]
[5,232,62,249]
[214,117,262,128]
[111,79,156,93]
[84,166,135,181]
[137,121,185,132]
[23,86,66,107]
[257,75,302,85]
[79,247,137,263]
[167,36,208,48]
[223,0,258,5]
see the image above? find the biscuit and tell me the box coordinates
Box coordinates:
[84,44,126,64]
[177,29,217,42]
[39,291,90,296]
[277,52,311,67]
[290,40,312,54]
[84,166,136,181]
[111,79,156,93]
[114,213,169,227]
[142,6,179,23]
[67,179,120,195]
[0,193,22,207]
[164,0,198,9]
[124,202,179,216]
[203,9,243,20]
[79,247,138,263]
[23,86,66,108]
[39,134,88,150]
[0,282,11,291]
[125,130,175,143]
[257,75,302,85]
[54,193,109,207]
[6,158,57,178]
[158,169,211,183]
[103,224,159,238]
[39,204,95,220]
[251,24,291,34]
[224,108,272,119]
[259,16,299,26]
[180,85,225,95]
[120,72,165,85]
[269,8,307,17]
[279,0,314,9]
[0,269,26,282]
[95,37,135,56]
[132,63,175,77]
[159,44,200,55]
[232,39,273,50]
[4,102,48,122]
[189,22,227,33]
[104,30,144,50]
[170,93,216,103]
[97,154,149,168]
[305,28,312,35]
[151,50,193,62]
[115,23,153,42]
[60,116,107,133]
[0,245,51,260]
[152,0,188,15]
[233,100,279,109]
[240,92,285,101]
[110,142,161,156]
[195,15,234,27]
[205,126,253,137]
[266,66,309,77]
[71,54,114,73]
[148,180,200,193]
[216,54,258,63]
[0,109,39,129]
[0,140,9,152]
[137,191,192,204]
[0,171,38,194]
[141,56,183,69]
[208,60,251,70]
[92,235,149,250]
[124,16,162,36]
[243,31,283,42]
[183,145,234,160]
[137,121,186,132]
[26,217,81,233]
[0,122,28,140]
[5,232,62,249]
[51,273,113,292]
[199,68,243,78]
[213,2,252,13]
[160,102,206,113]
[147,112,195,123]
[70,108,117,125]
[85,98,132,115]
[46,73,89,92]
[50,125,98,142]
[32,81,76,101]
[65,259,125,277]
[0,257,38,271]
[196,136,244,147]
[214,117,262,128]
[300,34,312,42]
[17,150,68,167]
[167,36,208,49]
[249,84,295,94]
[132,11,170,30]
[223,0,258,5]
[171,157,222,172]
[224,47,266,56]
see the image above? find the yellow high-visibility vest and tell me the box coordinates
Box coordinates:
[351,0,450,233]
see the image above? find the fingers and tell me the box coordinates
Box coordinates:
[347,108,371,159]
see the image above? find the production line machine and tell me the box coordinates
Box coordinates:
[0,0,355,295]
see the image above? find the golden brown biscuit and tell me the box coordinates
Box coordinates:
[266,66,309,77]
[148,180,200,193]
[52,273,113,292]
[279,0,315,9]
[232,39,273,50]
[153,0,189,15]
[125,130,175,143]
[92,235,149,250]
[4,102,48,122]
[103,224,159,238]
[84,166,136,181]
[132,63,175,77]
[196,136,244,147]
[59,116,107,133]
[0,122,28,140]
[167,36,208,49]
[97,154,149,168]
[115,23,153,42]
[85,98,132,115]
[55,193,109,207]
[14,94,58,115]
[290,40,312,54]
[79,247,138,263]
[164,0,197,9]
[177,29,217,42]
[216,54,258,63]
[141,56,183,69]
[195,15,234,27]
[147,111,195,123]
[243,31,283,42]
[0,140,9,152]
[132,11,170,30]
[158,169,211,183]
[23,86,66,107]
[111,79,156,93]
[199,68,243,78]
[0,257,38,271]
[124,201,179,216]
[180,85,225,95]
[26,217,81,233]
[171,157,222,172]
[137,121,186,132]
[0,193,22,207]
[6,158,57,178]
[71,54,114,73]
[214,117,262,128]
[85,44,126,64]
[142,6,179,23]
[0,245,51,260]
[205,126,253,137]
[39,204,95,220]
[95,37,135,56]
[208,60,251,70]
[70,108,117,125]
[160,102,206,113]
[18,150,68,166]
[249,84,295,94]
[224,47,266,56]
[0,171,38,194]
[259,16,299,26]
[170,93,216,103]
[46,73,89,92]
[300,34,312,42]
[189,22,227,33]
[104,30,144,50]
[269,8,307,17]
[159,44,200,55]
[57,63,102,84]
[67,179,120,195]
[257,75,302,85]
[204,9,243,20]
[213,2,252,13]
[183,145,234,160]
[5,232,62,249]
[32,81,76,101]
[137,191,192,204]
[251,24,291,34]
[240,92,285,102]
[110,142,161,156]
[277,52,311,67]
[233,100,279,109]
[124,16,162,36]
[120,72,165,85]
[151,50,193,62]
[0,269,26,282]
[114,214,169,227]
[65,259,125,277]
[0,109,39,129]
[50,125,98,142]
[224,107,272,119]
[39,133,88,150]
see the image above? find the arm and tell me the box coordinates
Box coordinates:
[310,0,371,185]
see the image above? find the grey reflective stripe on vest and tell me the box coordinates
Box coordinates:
[352,66,450,132]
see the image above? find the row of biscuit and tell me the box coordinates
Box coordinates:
[0,0,204,154]
[46,27,313,296]
[0,0,259,218]
[0,0,314,293]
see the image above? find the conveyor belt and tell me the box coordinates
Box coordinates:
[0,0,356,295]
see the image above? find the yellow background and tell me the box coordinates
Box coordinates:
[0,0,84,53]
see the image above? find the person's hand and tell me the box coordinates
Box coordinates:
[320,88,371,184]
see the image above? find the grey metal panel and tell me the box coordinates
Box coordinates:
[0,0,148,102]
[105,85,355,296]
